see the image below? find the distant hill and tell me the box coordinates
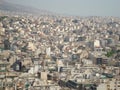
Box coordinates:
[0,0,53,15]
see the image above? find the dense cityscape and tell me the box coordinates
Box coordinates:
[0,0,120,89]
[0,10,120,90]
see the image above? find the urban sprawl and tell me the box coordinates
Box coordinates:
[0,12,120,90]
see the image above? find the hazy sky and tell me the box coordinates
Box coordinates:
[5,0,120,17]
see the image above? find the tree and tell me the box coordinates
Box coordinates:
[105,50,115,57]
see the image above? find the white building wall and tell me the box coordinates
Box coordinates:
[97,84,107,90]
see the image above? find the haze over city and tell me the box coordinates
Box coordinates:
[3,0,120,17]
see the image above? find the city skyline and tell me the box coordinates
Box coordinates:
[0,1,120,90]
[5,0,120,17]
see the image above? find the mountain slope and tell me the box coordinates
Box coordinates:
[0,0,53,15]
